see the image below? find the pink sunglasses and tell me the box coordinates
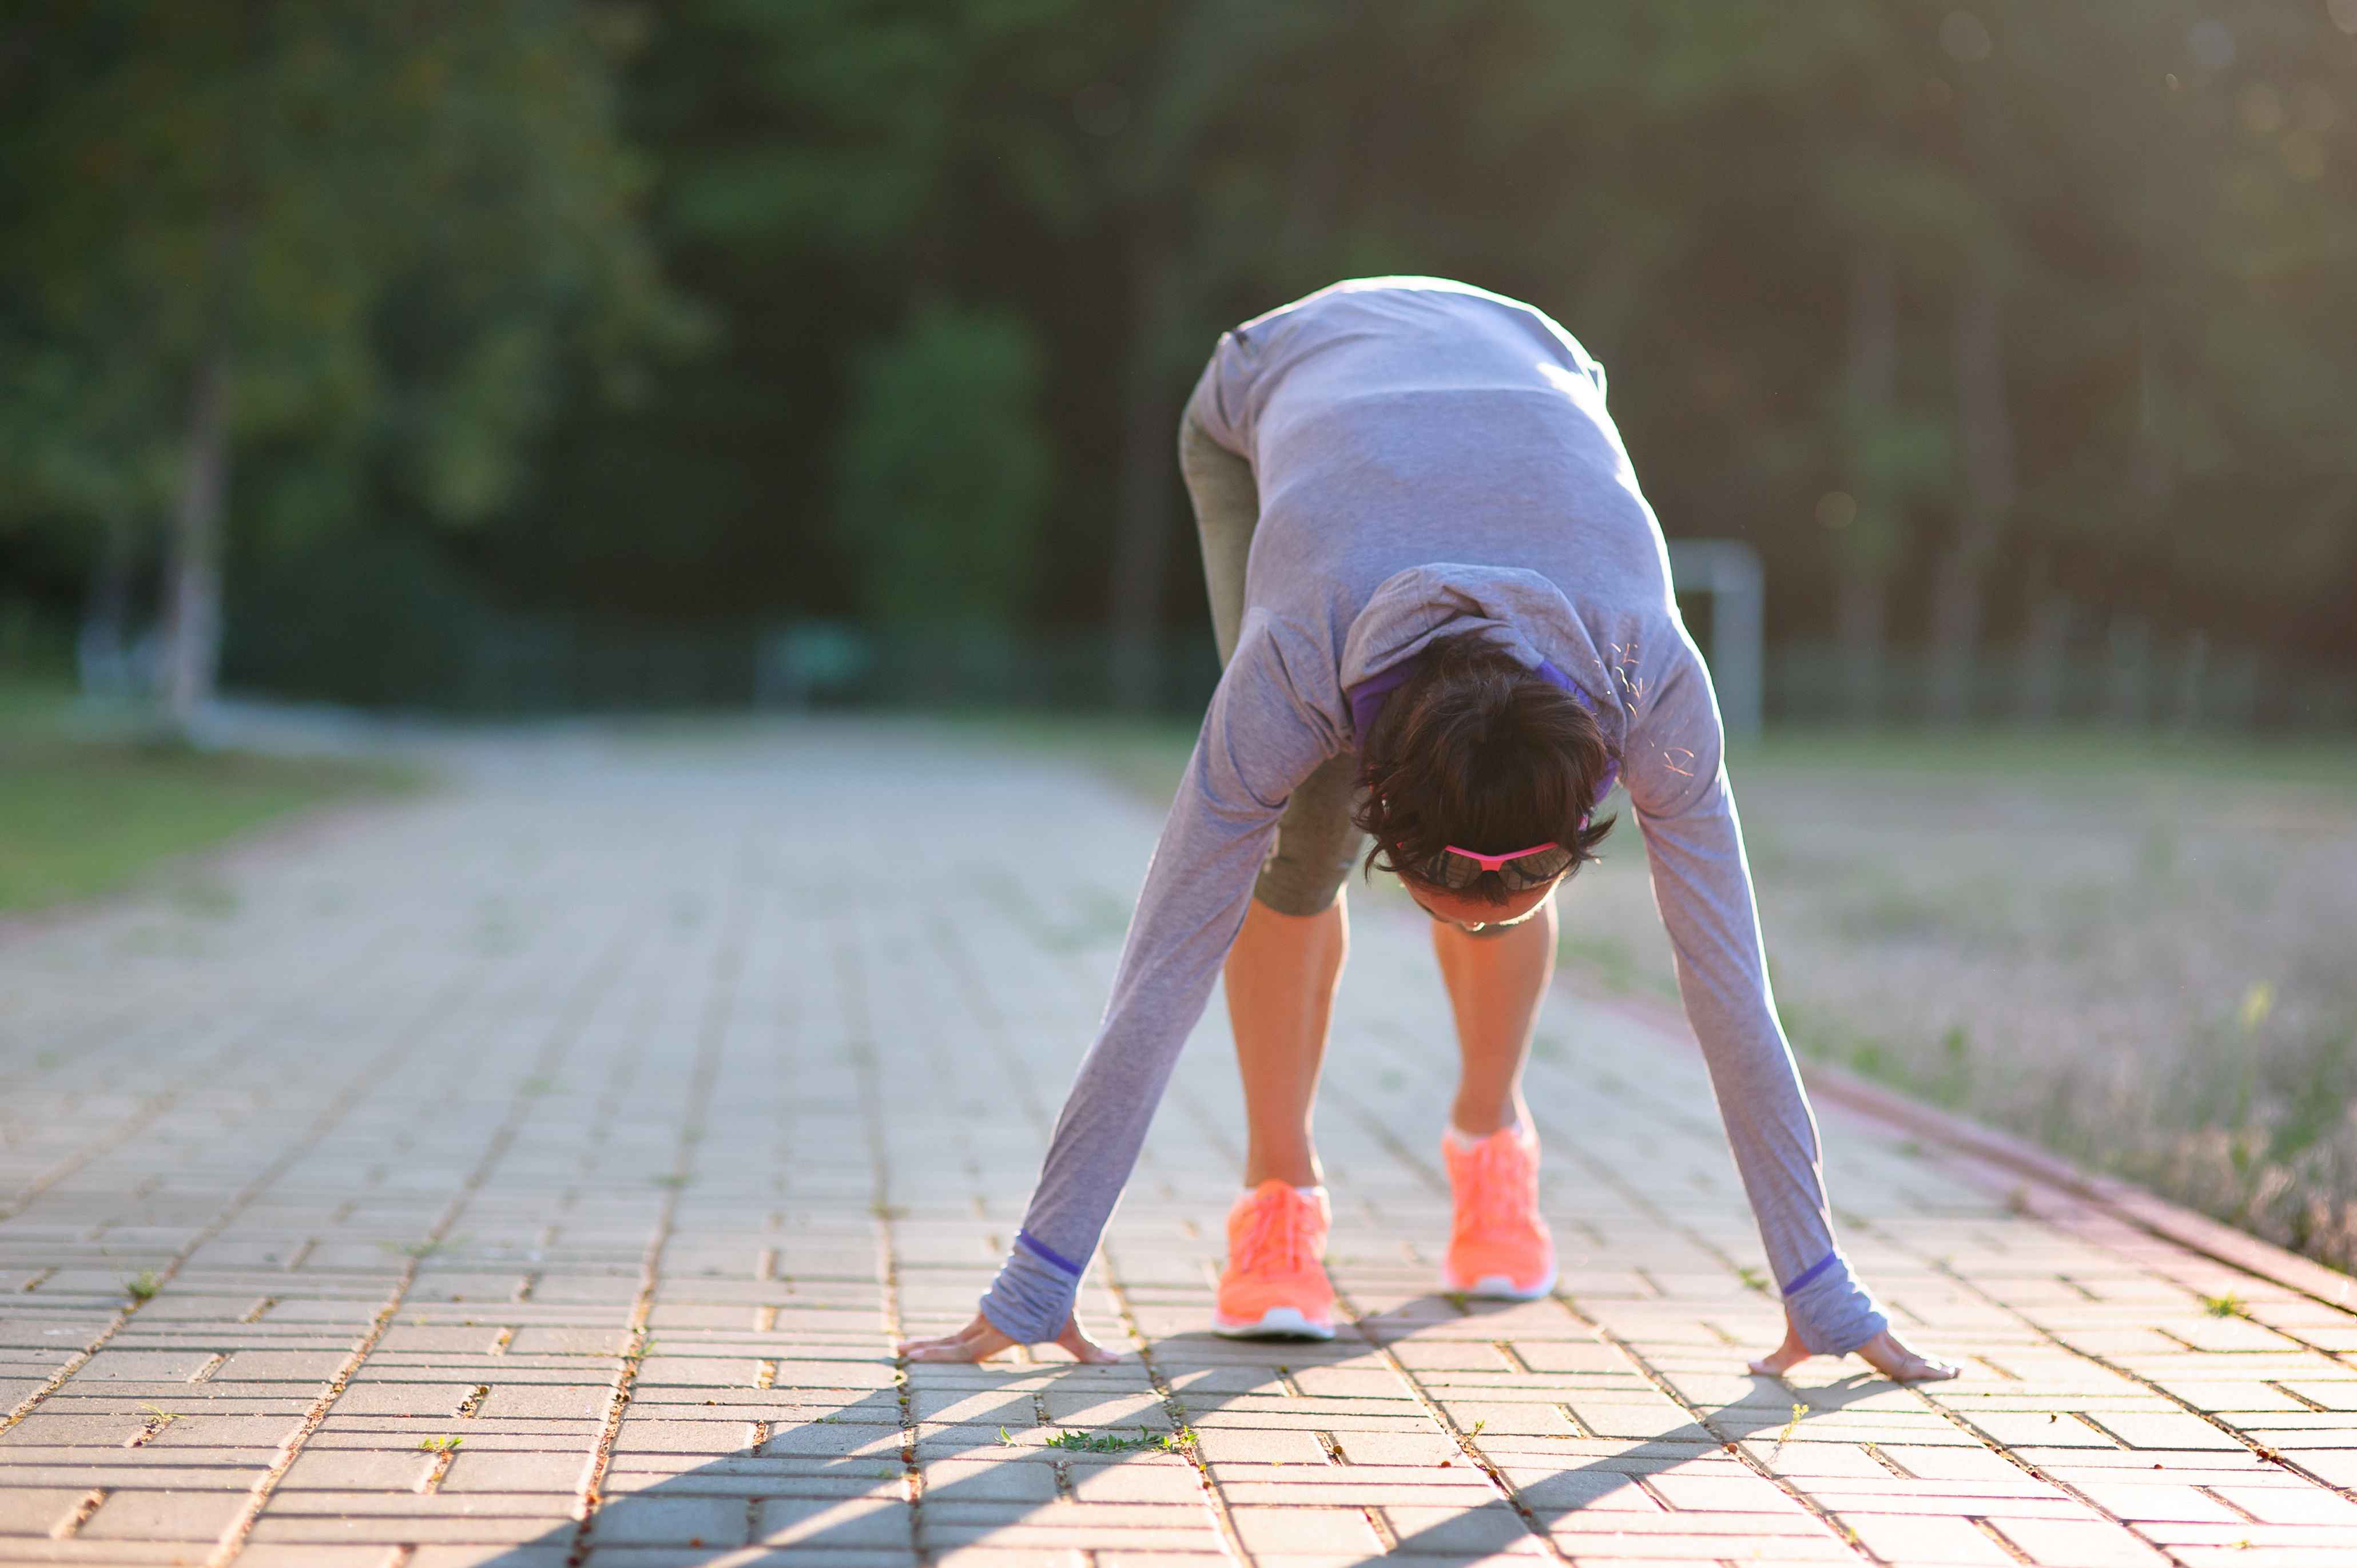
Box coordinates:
[1425,827,1583,893]
[1440,841,1563,871]
[1440,809,1589,872]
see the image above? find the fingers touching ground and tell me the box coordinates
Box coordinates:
[896,1312,1121,1366]
[1854,1329,1961,1384]
[1750,1320,1959,1385]
[898,1314,1015,1364]
[1055,1318,1121,1365]
[1746,1319,1810,1379]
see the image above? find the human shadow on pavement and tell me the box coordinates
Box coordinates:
[458,1296,1901,1566]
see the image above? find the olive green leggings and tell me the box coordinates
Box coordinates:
[1178,379,1365,917]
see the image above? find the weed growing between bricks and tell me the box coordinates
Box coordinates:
[1041,1425,1195,1454]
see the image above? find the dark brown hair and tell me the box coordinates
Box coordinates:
[1353,633,1616,903]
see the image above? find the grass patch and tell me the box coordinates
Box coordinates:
[947,711,1199,809]
[1740,725,2357,794]
[0,679,423,916]
[1571,723,2357,1278]
[1042,1426,1191,1454]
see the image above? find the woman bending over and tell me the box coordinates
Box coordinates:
[905,277,1955,1384]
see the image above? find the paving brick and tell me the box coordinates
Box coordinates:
[1841,1513,2020,1564]
[2068,1479,2246,1523]
[1182,1426,1330,1465]
[1229,1505,1387,1553]
[589,1493,753,1546]
[754,1496,916,1547]
[2079,1410,2251,1451]
[2206,1485,2357,1525]
[442,1450,594,1493]
[477,1383,614,1422]
[1381,1501,1541,1554]
[1322,1428,1461,1466]
[1988,1516,2176,1566]
[0,1486,84,1535]
[278,1448,434,1490]
[76,1487,249,1539]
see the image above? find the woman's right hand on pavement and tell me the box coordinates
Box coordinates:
[899,1310,1120,1365]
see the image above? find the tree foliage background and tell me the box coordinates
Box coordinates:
[2,0,2353,717]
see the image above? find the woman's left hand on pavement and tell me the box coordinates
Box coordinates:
[1749,1311,1960,1383]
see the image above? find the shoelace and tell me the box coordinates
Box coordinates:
[1232,1189,1313,1275]
[1454,1136,1536,1241]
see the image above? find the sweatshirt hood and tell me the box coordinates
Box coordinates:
[1335,564,1632,755]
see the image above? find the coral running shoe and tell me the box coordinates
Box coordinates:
[1442,1124,1557,1299]
[1213,1181,1337,1339]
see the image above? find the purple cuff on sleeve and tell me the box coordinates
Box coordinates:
[1015,1228,1084,1278]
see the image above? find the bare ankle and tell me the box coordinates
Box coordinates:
[1243,1149,1321,1189]
[1447,1100,1516,1140]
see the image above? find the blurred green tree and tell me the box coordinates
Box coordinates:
[0,1,689,728]
[835,301,1050,630]
[658,0,1100,638]
[11,0,2356,715]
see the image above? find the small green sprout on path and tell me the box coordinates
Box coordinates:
[1736,1265,1767,1294]
[1470,1418,1488,1438]
[2203,1292,2248,1319]
[125,1271,161,1302]
[1043,1426,1194,1454]
[1044,1427,1158,1454]
[1445,1290,1469,1313]
[137,1404,178,1435]
[997,1426,1016,1446]
[419,1436,463,1454]
[1775,1402,1806,1448]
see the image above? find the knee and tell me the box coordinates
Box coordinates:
[1250,867,1346,920]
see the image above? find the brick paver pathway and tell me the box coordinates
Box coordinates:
[4,722,2355,1567]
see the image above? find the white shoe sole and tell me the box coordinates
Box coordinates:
[1210,1306,1336,1340]
[1441,1265,1557,1302]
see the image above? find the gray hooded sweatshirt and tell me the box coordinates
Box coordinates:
[980,278,1886,1355]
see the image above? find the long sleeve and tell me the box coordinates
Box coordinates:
[1626,646,1887,1355]
[979,622,1337,1343]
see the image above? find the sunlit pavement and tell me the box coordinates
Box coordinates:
[3,719,2355,1567]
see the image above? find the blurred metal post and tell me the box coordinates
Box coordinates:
[1665,539,1763,741]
